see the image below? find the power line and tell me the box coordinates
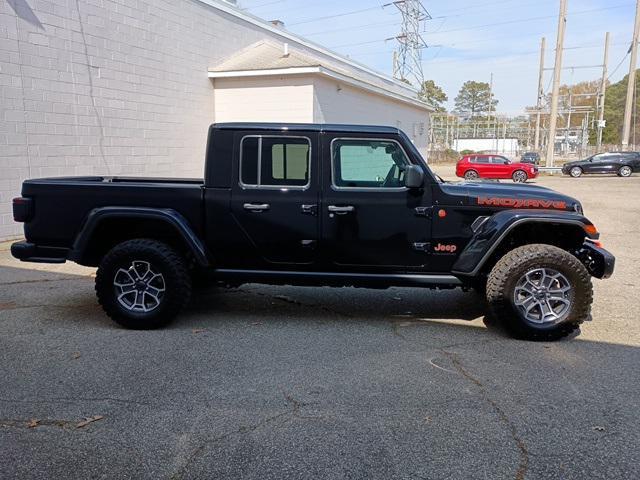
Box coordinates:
[328,4,633,50]
[287,4,395,27]
[302,20,400,38]
[608,51,631,80]
[241,0,286,10]
[423,3,634,36]
[297,0,553,38]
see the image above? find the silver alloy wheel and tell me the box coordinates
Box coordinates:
[114,260,166,313]
[465,170,479,181]
[619,166,632,177]
[513,268,572,325]
[570,167,582,178]
[513,171,527,183]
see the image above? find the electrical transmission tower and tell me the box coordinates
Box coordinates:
[392,0,430,87]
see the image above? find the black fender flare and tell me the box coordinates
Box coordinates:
[451,209,598,276]
[69,207,209,266]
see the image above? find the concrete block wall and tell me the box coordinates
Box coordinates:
[0,0,294,240]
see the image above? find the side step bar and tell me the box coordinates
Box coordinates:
[214,269,463,288]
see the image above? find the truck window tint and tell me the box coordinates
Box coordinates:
[332,139,409,188]
[271,143,309,181]
[241,137,259,185]
[240,136,310,188]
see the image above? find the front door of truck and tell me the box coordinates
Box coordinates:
[230,131,319,266]
[320,135,432,270]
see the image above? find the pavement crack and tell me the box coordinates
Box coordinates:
[443,351,529,480]
[237,288,353,318]
[0,277,92,286]
[171,390,313,480]
[0,396,151,407]
[0,415,104,431]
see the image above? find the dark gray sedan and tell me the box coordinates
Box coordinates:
[562,152,640,178]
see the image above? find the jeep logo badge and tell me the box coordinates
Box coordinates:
[434,243,457,253]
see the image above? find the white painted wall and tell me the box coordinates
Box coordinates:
[312,77,430,157]
[213,76,314,123]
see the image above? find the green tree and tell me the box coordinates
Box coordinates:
[453,81,498,117]
[599,70,640,145]
[418,80,448,112]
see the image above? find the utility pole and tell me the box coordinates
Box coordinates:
[535,37,546,151]
[546,0,568,168]
[596,32,610,151]
[622,0,640,150]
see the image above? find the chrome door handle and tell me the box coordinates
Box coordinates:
[328,205,355,215]
[301,204,317,215]
[244,203,270,212]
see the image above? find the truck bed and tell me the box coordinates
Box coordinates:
[21,176,205,249]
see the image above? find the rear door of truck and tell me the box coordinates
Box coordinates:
[229,130,319,265]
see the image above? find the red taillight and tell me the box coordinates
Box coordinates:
[12,197,33,223]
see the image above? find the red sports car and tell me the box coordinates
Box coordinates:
[456,154,539,183]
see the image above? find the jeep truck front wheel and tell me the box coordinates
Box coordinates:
[486,244,593,341]
[96,239,192,329]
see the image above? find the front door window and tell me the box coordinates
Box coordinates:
[332,139,410,190]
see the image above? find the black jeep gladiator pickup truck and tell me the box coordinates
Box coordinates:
[11,123,615,340]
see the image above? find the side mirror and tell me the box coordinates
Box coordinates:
[404,165,424,189]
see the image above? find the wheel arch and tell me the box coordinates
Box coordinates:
[452,213,596,277]
[69,207,210,267]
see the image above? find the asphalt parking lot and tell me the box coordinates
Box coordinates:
[1,169,639,480]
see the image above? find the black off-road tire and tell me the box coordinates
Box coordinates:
[486,244,592,341]
[96,239,191,329]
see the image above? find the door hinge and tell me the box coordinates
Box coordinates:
[414,207,432,218]
[412,242,431,252]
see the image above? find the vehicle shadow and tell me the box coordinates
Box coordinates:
[0,262,509,337]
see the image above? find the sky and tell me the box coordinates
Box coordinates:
[236,0,637,115]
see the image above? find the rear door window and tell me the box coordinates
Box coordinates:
[240,136,311,188]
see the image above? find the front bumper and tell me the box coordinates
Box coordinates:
[11,241,69,264]
[576,240,615,279]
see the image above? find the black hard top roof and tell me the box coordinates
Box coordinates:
[212,123,401,134]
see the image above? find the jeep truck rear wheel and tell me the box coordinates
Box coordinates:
[486,244,592,341]
[96,239,191,329]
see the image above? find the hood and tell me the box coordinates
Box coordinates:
[563,159,587,168]
[437,181,582,213]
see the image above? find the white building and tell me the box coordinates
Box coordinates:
[0,0,432,240]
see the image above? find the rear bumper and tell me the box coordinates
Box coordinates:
[577,241,615,279]
[11,241,69,264]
